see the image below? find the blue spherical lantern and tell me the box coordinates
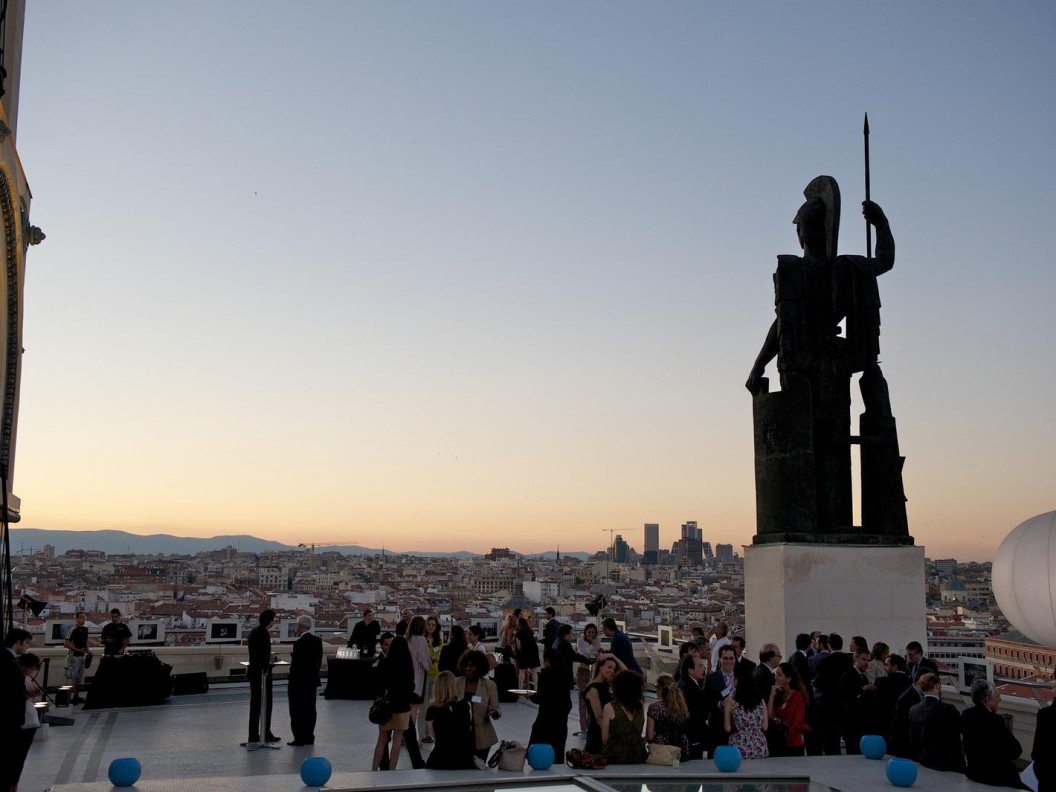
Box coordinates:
[527,743,555,770]
[107,757,142,787]
[713,745,742,772]
[860,734,887,759]
[886,757,918,787]
[299,757,332,787]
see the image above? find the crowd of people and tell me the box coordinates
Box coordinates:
[1,607,1049,791]
[366,612,1052,788]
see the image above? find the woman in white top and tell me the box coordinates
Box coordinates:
[405,617,432,736]
[575,623,603,733]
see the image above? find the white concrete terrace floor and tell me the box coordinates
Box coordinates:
[24,683,1007,792]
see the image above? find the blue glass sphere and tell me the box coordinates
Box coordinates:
[526,742,555,770]
[886,757,918,787]
[107,757,142,787]
[860,734,887,759]
[299,757,332,787]
[713,745,742,772]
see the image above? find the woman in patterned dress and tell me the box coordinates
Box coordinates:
[646,674,690,760]
[724,661,769,759]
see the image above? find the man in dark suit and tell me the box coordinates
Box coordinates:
[871,653,911,740]
[840,648,876,755]
[245,609,280,746]
[602,618,642,673]
[703,644,737,755]
[961,680,1023,788]
[3,628,32,792]
[542,607,560,650]
[1034,694,1056,792]
[731,636,756,674]
[909,673,964,773]
[753,643,782,704]
[677,652,709,759]
[904,641,939,682]
[790,633,813,688]
[891,668,926,758]
[288,615,323,746]
[813,633,852,754]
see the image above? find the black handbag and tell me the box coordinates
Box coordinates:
[368,694,392,725]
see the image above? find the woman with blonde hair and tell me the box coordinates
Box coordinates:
[424,671,476,769]
[646,674,690,761]
[867,641,890,683]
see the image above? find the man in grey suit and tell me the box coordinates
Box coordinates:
[288,615,323,746]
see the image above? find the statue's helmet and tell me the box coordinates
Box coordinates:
[793,176,840,260]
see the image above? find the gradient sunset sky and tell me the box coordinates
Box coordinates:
[11,3,1054,559]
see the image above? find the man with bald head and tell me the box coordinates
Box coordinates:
[753,643,782,704]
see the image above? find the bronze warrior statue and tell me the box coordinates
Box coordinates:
[746,176,911,545]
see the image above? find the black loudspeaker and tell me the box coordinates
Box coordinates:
[494,662,519,703]
[172,672,209,695]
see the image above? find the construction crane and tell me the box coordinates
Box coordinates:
[297,541,357,570]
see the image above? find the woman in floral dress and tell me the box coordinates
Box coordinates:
[646,674,690,760]
[724,662,769,759]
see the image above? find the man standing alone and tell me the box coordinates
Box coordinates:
[245,609,280,746]
[288,615,323,746]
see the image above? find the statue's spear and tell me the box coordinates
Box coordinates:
[864,112,872,258]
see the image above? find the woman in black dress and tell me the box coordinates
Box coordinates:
[515,617,540,690]
[583,655,622,754]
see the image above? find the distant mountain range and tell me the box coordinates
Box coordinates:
[9,528,591,560]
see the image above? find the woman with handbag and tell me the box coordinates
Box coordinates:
[457,649,502,762]
[371,636,414,771]
[768,662,809,756]
[646,674,690,761]
[424,671,477,769]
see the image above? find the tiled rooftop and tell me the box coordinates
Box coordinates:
[21,682,1013,792]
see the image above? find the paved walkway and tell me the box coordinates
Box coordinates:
[20,684,1007,792]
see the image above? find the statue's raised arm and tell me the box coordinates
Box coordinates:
[860,199,894,274]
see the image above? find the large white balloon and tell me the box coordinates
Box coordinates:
[992,511,1056,647]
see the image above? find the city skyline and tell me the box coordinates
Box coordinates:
[9,4,1055,561]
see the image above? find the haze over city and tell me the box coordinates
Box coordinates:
[10,4,1054,560]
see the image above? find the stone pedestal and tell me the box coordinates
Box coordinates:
[744,543,926,656]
